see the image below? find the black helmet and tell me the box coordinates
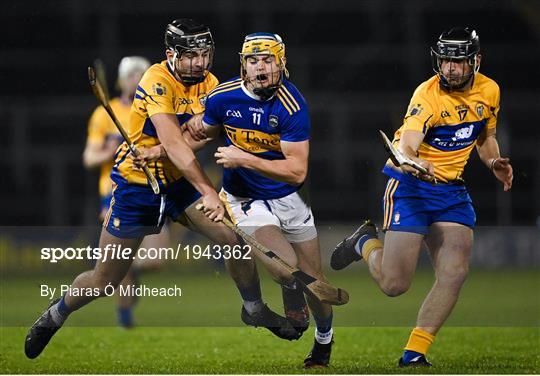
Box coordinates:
[430,27,480,90]
[164,19,214,85]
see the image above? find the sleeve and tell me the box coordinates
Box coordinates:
[136,72,176,117]
[487,83,500,130]
[86,107,108,145]
[202,93,223,126]
[280,106,310,142]
[401,87,437,134]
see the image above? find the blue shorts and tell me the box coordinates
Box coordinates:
[104,178,201,239]
[382,166,476,235]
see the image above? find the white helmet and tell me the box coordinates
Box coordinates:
[118,56,150,82]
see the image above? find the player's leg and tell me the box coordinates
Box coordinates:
[366,231,424,296]
[331,177,426,296]
[218,190,304,285]
[116,225,170,328]
[399,222,472,367]
[25,228,142,359]
[176,198,299,340]
[25,183,166,359]
[331,227,424,296]
[292,237,335,368]
[270,191,334,367]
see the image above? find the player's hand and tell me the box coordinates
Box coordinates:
[491,157,513,191]
[402,157,436,183]
[129,146,165,169]
[184,113,207,141]
[215,145,249,168]
[198,193,225,222]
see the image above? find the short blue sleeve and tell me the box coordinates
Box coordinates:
[202,94,222,126]
[280,106,310,142]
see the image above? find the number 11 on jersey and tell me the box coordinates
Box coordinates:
[252,113,261,125]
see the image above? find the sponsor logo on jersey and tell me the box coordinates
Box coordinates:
[178,98,194,105]
[451,124,474,141]
[226,110,243,118]
[224,125,281,153]
[441,110,451,118]
[249,106,264,114]
[425,120,485,151]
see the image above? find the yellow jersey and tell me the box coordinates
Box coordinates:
[392,73,500,183]
[111,61,219,188]
[86,98,128,197]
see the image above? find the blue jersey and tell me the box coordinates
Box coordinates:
[203,77,310,199]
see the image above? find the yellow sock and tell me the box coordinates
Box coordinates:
[404,328,435,355]
[361,238,382,261]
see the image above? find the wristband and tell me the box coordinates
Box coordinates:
[489,158,498,172]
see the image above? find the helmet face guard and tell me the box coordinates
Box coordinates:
[165,20,215,85]
[239,33,288,99]
[431,27,480,90]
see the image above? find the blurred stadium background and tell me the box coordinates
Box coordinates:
[1,0,538,263]
[1,0,539,373]
[2,0,539,227]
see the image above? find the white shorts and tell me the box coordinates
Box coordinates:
[219,189,318,243]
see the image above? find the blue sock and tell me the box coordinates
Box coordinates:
[238,281,262,302]
[402,350,424,363]
[354,234,377,256]
[313,313,333,334]
[57,295,72,316]
[118,307,133,327]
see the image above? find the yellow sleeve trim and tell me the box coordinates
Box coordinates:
[277,92,293,115]
[208,83,242,99]
[279,86,300,111]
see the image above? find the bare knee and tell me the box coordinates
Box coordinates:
[380,278,411,297]
[437,265,469,288]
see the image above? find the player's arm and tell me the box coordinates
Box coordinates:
[215,140,308,186]
[181,116,221,150]
[476,128,513,191]
[82,139,120,168]
[397,130,435,180]
[82,109,121,169]
[130,115,218,165]
[151,113,224,220]
[396,89,437,181]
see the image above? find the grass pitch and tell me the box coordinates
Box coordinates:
[1,269,539,373]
